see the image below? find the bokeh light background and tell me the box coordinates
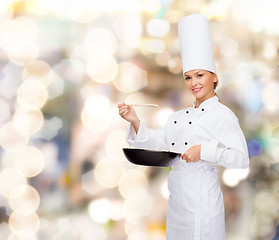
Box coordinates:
[0,0,279,239]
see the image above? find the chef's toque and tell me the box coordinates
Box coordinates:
[178,14,216,75]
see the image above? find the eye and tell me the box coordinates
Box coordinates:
[185,76,191,80]
[197,74,203,77]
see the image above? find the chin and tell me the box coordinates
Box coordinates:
[194,94,205,99]
[192,91,204,97]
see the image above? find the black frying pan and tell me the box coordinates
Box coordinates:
[122,148,180,167]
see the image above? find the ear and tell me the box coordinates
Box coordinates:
[213,73,218,82]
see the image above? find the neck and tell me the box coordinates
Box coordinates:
[195,92,216,108]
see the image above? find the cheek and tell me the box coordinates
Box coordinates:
[185,81,191,89]
[201,77,214,88]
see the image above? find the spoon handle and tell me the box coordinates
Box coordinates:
[128,104,159,107]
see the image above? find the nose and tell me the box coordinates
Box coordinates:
[192,76,198,86]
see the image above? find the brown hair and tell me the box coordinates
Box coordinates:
[210,72,221,103]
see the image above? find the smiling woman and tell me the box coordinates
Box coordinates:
[118,14,249,240]
[184,69,219,108]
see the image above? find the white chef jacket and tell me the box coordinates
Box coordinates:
[126,95,249,240]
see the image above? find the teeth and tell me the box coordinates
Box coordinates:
[193,87,202,92]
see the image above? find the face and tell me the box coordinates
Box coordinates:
[184,69,218,101]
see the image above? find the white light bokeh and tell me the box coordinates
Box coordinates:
[13,146,45,178]
[0,17,38,48]
[0,122,29,152]
[0,168,27,198]
[83,28,117,57]
[0,98,10,123]
[84,94,110,120]
[110,200,124,221]
[233,0,279,35]
[125,92,150,105]
[0,2,13,23]
[51,218,79,240]
[167,9,185,23]
[160,180,169,199]
[219,38,239,57]
[22,60,53,87]
[9,211,40,238]
[125,222,142,237]
[1,151,14,168]
[88,198,124,223]
[123,191,154,224]
[155,51,171,67]
[9,185,40,214]
[222,168,250,187]
[81,0,140,12]
[140,0,161,14]
[94,158,125,188]
[8,233,36,240]
[71,216,107,240]
[147,19,170,37]
[54,0,99,23]
[81,108,112,133]
[254,191,278,215]
[262,40,277,60]
[250,210,274,239]
[81,170,104,196]
[168,57,182,74]
[201,1,230,20]
[0,61,23,99]
[270,138,279,163]
[0,16,39,66]
[25,0,50,16]
[140,39,166,54]
[226,236,247,240]
[112,13,142,47]
[88,198,111,224]
[112,62,147,93]
[86,54,118,83]
[105,130,130,161]
[168,37,180,54]
[17,79,48,110]
[7,42,39,66]
[262,81,279,113]
[118,169,149,199]
[12,108,44,136]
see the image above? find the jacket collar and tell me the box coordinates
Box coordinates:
[192,95,219,109]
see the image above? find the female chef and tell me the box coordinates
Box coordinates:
[118,14,249,240]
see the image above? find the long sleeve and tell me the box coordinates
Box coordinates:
[126,120,169,151]
[200,114,249,169]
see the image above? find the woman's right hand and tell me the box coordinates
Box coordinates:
[118,102,139,124]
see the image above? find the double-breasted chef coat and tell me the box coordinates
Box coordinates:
[126,95,250,240]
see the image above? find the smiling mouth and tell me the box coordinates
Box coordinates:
[192,87,203,92]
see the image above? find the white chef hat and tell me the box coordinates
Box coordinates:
[178,14,216,75]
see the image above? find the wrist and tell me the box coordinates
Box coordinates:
[131,118,140,126]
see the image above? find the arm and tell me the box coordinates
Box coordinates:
[200,115,249,169]
[126,120,169,151]
[131,119,140,134]
[118,102,169,151]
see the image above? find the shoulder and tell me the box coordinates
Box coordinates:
[214,101,239,125]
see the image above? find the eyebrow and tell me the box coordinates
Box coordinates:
[184,71,202,77]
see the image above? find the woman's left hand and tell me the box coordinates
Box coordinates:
[180,144,201,163]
